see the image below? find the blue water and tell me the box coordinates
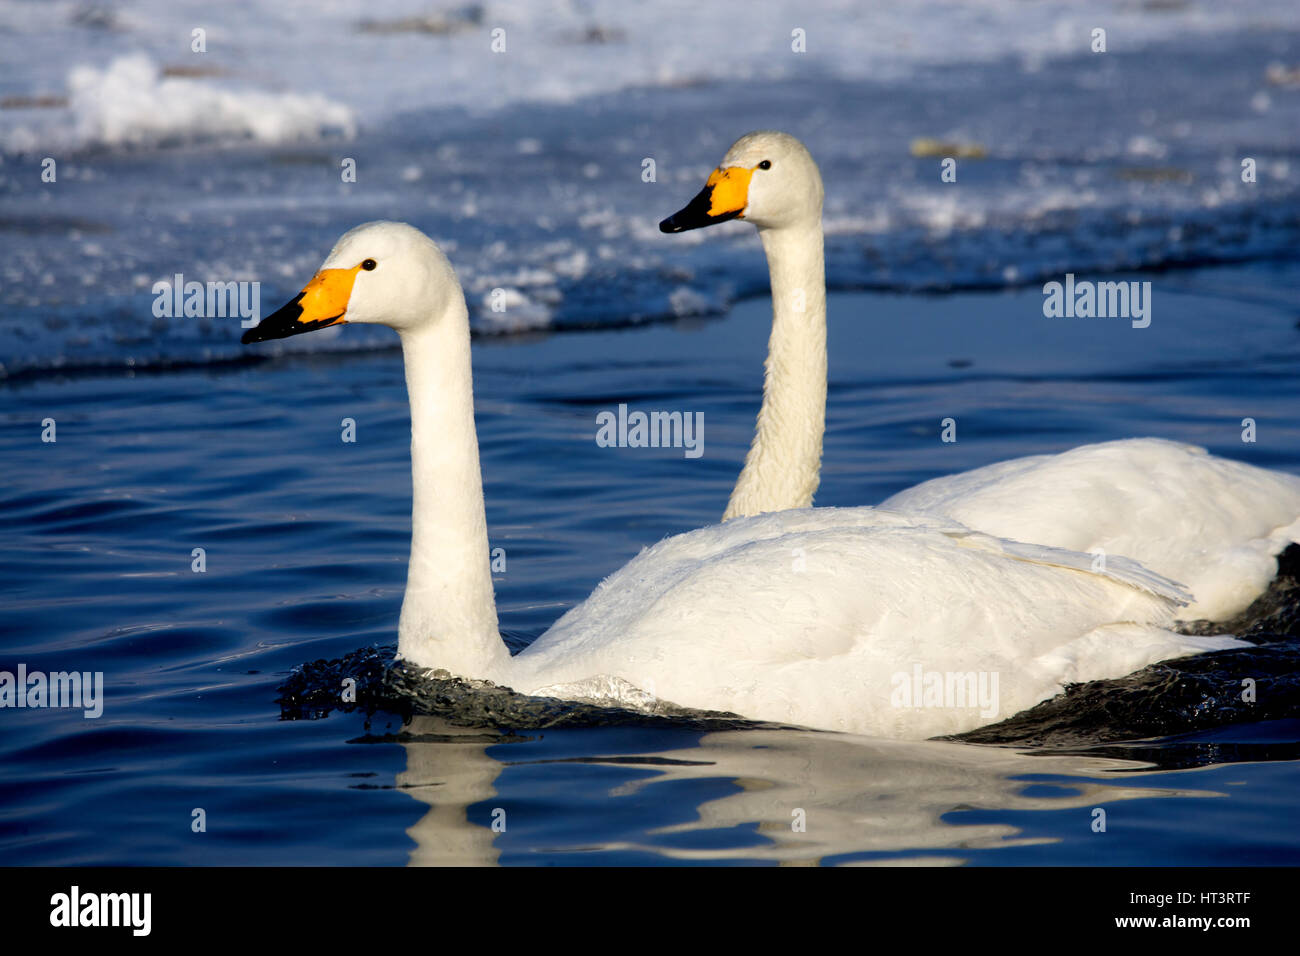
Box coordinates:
[4,272,1300,864]
[3,9,1300,865]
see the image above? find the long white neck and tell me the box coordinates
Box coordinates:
[396,308,511,678]
[724,219,827,520]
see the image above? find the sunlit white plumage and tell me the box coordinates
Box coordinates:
[514,507,1240,737]
[243,221,1244,739]
[666,130,1300,621]
[882,439,1300,621]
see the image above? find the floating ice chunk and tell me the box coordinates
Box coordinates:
[552,249,589,280]
[59,54,356,151]
[1126,135,1168,159]
[668,286,720,318]
[477,287,553,332]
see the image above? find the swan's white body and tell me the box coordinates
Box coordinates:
[245,220,1244,740]
[671,131,1300,622]
[511,508,1238,737]
[882,439,1300,622]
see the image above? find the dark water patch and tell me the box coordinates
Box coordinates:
[0,213,111,234]
[18,495,153,532]
[5,724,190,767]
[1040,720,1300,773]
[277,645,763,733]
[953,642,1300,749]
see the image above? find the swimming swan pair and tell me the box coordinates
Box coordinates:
[241,131,1299,738]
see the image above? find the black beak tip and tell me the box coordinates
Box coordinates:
[660,184,739,234]
[240,293,308,345]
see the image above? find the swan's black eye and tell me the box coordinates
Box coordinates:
[757,160,772,170]
[361,258,377,271]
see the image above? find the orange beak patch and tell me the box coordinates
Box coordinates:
[659,165,754,233]
[242,263,362,344]
[296,266,361,327]
[704,166,753,218]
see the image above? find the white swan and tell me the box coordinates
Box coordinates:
[660,130,1300,622]
[661,132,827,522]
[242,221,1242,739]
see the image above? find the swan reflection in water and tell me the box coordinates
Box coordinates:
[393,717,1222,866]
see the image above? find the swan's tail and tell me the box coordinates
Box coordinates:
[945,530,1192,606]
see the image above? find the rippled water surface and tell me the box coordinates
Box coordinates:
[4,277,1300,864]
[3,1,1300,865]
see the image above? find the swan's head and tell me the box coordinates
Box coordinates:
[659,131,823,234]
[242,221,458,343]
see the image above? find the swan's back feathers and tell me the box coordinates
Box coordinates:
[948,529,1190,606]
[882,438,1300,621]
[512,506,1236,737]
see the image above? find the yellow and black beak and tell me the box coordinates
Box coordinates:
[241,264,362,344]
[659,166,753,233]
